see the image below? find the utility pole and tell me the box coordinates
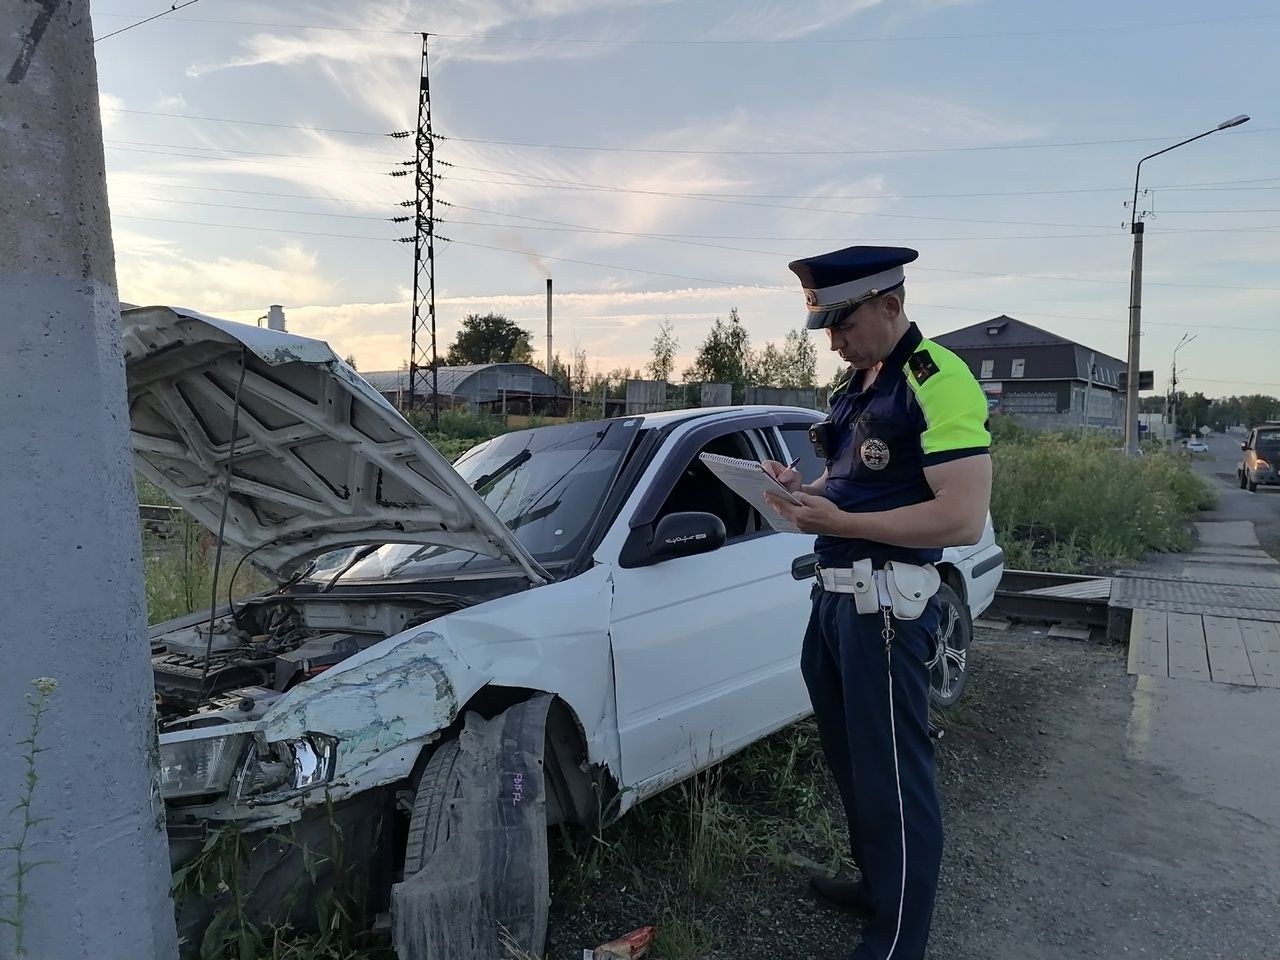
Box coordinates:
[0,3,178,958]
[1124,220,1144,455]
[1123,114,1249,456]
[1083,351,1095,429]
[396,34,439,427]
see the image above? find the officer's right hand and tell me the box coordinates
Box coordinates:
[761,459,802,493]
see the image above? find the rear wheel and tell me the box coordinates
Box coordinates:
[929,583,972,708]
[1239,469,1248,489]
[1248,475,1259,493]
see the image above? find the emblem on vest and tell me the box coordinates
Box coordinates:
[860,437,890,470]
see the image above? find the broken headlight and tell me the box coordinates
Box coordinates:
[232,734,338,806]
[159,732,250,801]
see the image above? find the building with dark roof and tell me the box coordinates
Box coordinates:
[932,316,1126,431]
[361,363,569,415]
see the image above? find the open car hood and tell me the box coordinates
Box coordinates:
[122,306,550,584]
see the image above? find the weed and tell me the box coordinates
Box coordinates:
[651,909,712,960]
[990,426,1215,572]
[143,516,271,625]
[171,801,383,960]
[0,679,58,959]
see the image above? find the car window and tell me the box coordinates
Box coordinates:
[779,423,825,483]
[654,430,768,542]
[308,419,638,583]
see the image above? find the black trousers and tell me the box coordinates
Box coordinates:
[802,588,943,960]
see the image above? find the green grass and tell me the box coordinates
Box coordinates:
[143,517,272,625]
[990,419,1216,573]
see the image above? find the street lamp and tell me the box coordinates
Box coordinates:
[1123,113,1250,456]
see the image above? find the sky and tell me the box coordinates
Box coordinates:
[89,0,1279,397]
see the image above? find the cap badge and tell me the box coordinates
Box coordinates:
[804,288,819,307]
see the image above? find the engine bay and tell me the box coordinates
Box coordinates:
[153,596,459,731]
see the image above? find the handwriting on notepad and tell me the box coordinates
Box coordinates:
[697,453,805,534]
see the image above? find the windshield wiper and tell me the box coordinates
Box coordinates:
[319,544,383,593]
[470,448,531,492]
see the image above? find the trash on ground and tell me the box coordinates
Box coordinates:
[584,925,656,959]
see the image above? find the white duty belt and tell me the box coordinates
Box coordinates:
[816,558,940,620]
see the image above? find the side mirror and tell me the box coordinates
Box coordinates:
[1242,442,1249,450]
[648,512,726,561]
[791,552,818,581]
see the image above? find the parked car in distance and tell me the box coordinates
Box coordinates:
[1185,439,1209,454]
[124,306,1005,959]
[1238,424,1280,492]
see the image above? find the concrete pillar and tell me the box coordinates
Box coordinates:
[0,3,179,958]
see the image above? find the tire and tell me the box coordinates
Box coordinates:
[402,739,462,878]
[1248,477,1259,493]
[929,583,972,708]
[1239,468,1248,489]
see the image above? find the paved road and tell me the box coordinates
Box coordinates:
[1185,432,1280,550]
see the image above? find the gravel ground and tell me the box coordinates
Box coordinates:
[543,629,1133,959]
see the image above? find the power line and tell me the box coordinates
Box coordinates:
[113,194,394,221]
[437,163,1277,226]
[95,105,1280,199]
[94,0,203,42]
[1179,376,1279,387]
[104,138,400,167]
[441,237,787,291]
[113,214,397,242]
[433,126,1275,158]
[88,11,1278,43]
[107,213,1280,335]
[102,107,389,138]
[103,144,401,174]
[427,13,1280,44]
[108,179,402,206]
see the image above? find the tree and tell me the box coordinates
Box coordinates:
[684,308,754,400]
[753,341,786,387]
[445,313,534,365]
[343,353,358,370]
[647,318,679,382]
[750,328,816,389]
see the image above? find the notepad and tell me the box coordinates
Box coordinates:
[698,453,805,534]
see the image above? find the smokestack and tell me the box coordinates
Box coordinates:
[545,278,553,378]
[266,304,286,332]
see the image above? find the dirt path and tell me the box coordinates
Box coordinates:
[545,627,1280,959]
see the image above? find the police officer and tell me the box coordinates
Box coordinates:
[763,246,992,960]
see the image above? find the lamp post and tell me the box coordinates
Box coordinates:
[1123,113,1249,456]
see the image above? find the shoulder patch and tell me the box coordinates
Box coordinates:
[908,349,939,384]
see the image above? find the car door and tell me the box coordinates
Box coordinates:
[603,420,815,795]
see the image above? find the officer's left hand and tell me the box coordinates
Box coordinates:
[763,490,849,535]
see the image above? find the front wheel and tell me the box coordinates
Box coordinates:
[1248,477,1259,493]
[928,583,972,708]
[1239,469,1248,489]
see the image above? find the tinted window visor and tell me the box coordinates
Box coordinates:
[304,419,638,584]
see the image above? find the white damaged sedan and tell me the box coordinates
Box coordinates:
[127,307,1003,958]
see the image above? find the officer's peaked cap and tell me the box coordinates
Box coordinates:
[788,245,918,330]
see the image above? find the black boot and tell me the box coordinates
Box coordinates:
[808,873,874,917]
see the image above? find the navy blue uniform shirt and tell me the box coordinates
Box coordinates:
[815,322,991,568]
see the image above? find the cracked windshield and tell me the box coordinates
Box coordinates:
[307,419,637,583]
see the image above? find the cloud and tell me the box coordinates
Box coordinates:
[187,0,681,79]
[99,91,125,133]
[723,0,885,41]
[113,230,340,313]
